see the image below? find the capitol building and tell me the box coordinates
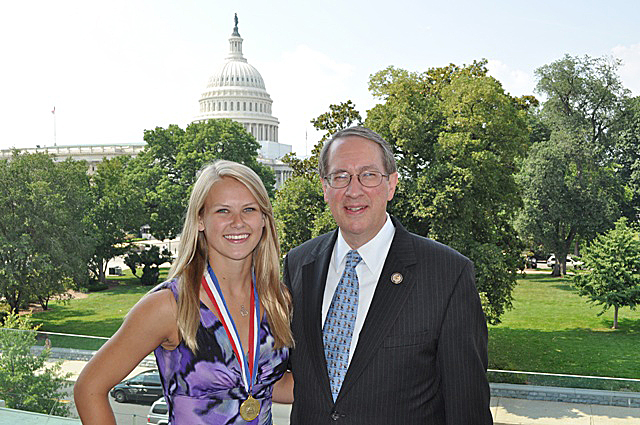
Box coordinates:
[0,15,293,188]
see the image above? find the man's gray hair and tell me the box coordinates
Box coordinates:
[318,126,397,177]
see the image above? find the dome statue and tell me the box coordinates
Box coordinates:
[194,15,283,153]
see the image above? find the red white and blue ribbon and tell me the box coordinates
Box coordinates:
[202,264,260,396]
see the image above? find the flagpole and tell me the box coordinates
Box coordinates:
[52,106,56,146]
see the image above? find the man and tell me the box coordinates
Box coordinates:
[283,126,492,424]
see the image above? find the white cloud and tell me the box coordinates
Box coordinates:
[612,43,640,96]
[486,59,536,98]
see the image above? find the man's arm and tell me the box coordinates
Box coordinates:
[437,261,493,424]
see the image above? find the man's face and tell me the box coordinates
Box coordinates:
[322,135,398,249]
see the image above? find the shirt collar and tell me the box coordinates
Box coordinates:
[334,214,396,273]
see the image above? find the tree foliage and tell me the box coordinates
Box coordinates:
[0,153,93,312]
[610,95,640,221]
[516,132,619,275]
[536,54,629,151]
[273,177,327,255]
[124,245,173,285]
[0,312,71,416]
[517,54,629,275]
[128,119,275,240]
[87,156,145,283]
[572,218,640,329]
[366,61,531,323]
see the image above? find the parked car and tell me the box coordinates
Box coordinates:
[546,254,583,268]
[110,369,163,403]
[148,397,169,425]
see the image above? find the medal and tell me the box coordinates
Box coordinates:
[202,264,261,421]
[240,395,260,421]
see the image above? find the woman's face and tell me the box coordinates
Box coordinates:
[198,177,265,266]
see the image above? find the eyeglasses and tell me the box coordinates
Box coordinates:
[324,171,389,188]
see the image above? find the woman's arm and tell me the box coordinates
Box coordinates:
[272,371,294,404]
[74,289,179,425]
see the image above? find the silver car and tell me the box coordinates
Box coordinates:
[148,397,168,425]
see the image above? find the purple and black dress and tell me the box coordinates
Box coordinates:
[153,279,289,425]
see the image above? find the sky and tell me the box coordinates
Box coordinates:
[1,0,639,157]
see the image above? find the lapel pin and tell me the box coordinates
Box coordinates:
[390,272,403,285]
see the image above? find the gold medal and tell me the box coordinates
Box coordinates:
[239,395,260,421]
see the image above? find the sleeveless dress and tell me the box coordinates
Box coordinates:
[153,279,289,425]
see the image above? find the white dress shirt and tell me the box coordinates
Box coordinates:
[322,214,396,364]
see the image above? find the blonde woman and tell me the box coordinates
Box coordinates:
[75,160,294,424]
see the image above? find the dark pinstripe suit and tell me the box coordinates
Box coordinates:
[283,217,493,424]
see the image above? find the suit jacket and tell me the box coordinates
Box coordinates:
[283,217,492,425]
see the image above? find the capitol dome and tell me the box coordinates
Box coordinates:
[194,15,281,148]
[207,61,265,90]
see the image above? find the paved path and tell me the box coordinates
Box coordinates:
[492,396,640,424]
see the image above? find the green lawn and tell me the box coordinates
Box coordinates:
[488,273,640,390]
[31,268,169,349]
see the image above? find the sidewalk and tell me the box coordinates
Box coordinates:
[53,358,638,425]
[491,396,640,424]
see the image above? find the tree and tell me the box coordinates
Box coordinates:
[282,100,362,178]
[124,244,173,285]
[572,218,640,329]
[0,312,71,416]
[366,61,531,323]
[128,119,274,240]
[517,54,630,275]
[610,96,640,221]
[87,156,145,283]
[536,54,629,151]
[0,153,93,312]
[515,133,619,276]
[273,177,326,254]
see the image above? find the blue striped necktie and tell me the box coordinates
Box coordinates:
[323,249,362,400]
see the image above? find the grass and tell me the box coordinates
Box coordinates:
[488,272,640,390]
[30,268,170,349]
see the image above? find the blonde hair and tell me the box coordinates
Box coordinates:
[168,160,293,351]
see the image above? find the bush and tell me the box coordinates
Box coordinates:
[0,312,71,416]
[86,280,109,292]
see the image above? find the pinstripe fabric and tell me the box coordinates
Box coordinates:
[283,217,493,425]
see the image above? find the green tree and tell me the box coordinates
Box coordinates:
[536,54,629,151]
[87,156,145,283]
[517,54,629,275]
[0,153,93,312]
[0,312,70,415]
[573,218,640,329]
[311,207,337,238]
[516,133,619,276]
[124,245,173,285]
[610,96,640,221]
[129,119,275,240]
[273,177,326,254]
[366,61,530,323]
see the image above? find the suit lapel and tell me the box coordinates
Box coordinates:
[337,219,417,400]
[300,231,337,402]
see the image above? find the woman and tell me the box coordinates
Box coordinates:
[75,160,294,424]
